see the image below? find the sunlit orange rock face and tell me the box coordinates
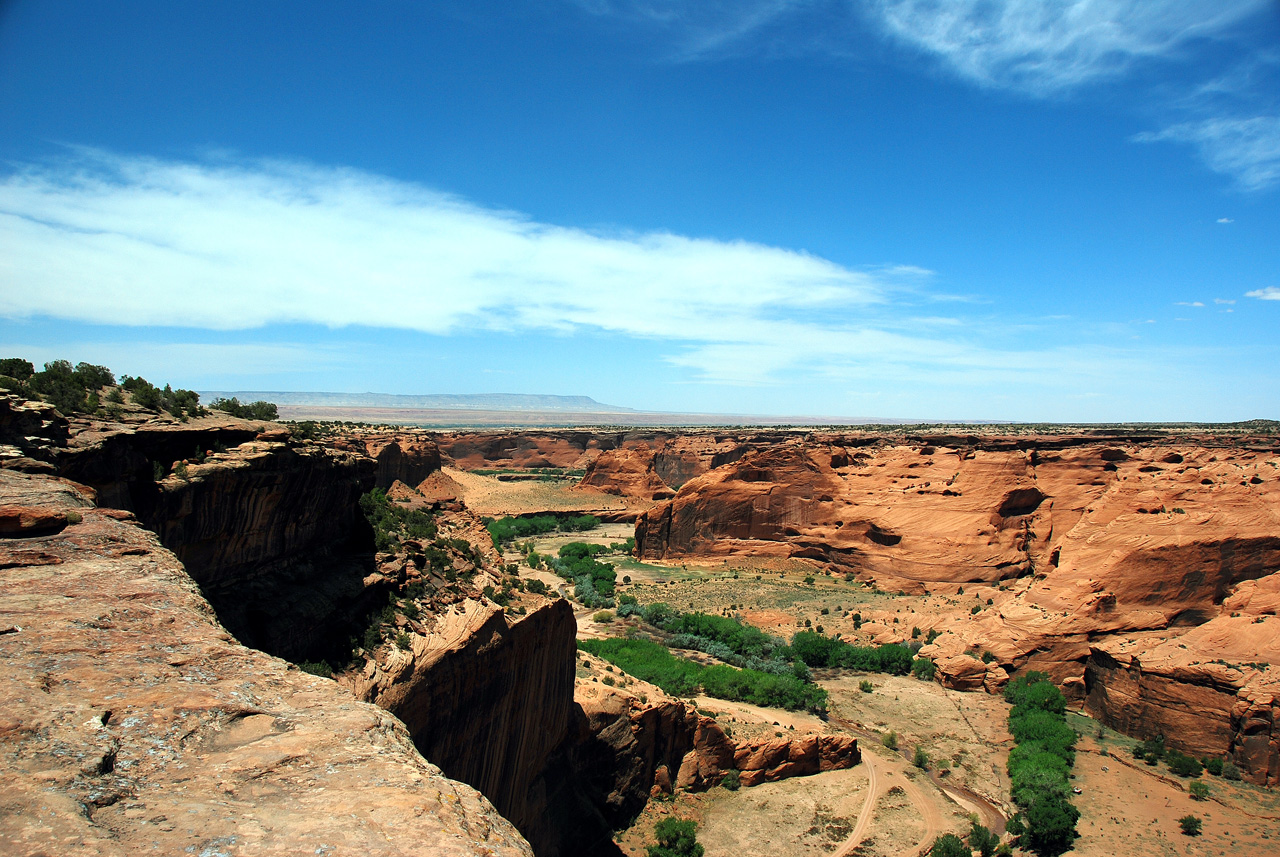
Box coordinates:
[628,433,1280,783]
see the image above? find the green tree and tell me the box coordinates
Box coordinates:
[0,357,34,380]
[648,818,703,857]
[928,833,969,857]
[1166,751,1203,778]
[914,746,930,769]
[1178,815,1202,836]
[969,819,1000,857]
[1188,780,1209,801]
[1024,792,1079,854]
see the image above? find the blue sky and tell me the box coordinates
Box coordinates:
[1,1,1278,421]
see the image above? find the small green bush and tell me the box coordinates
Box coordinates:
[859,679,874,693]
[720,769,741,791]
[1222,760,1242,780]
[593,610,614,624]
[914,746,930,769]
[1178,815,1202,836]
[299,660,333,678]
[882,730,898,750]
[1189,780,1209,801]
[395,631,412,651]
[648,818,703,857]
[1202,756,1224,776]
[1167,751,1203,778]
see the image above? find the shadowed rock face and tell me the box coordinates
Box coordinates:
[343,598,583,856]
[81,436,381,664]
[0,469,533,857]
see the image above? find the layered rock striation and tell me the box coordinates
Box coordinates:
[342,598,582,855]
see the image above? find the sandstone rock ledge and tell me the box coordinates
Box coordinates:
[0,470,532,857]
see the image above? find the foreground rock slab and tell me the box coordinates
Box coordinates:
[0,470,532,857]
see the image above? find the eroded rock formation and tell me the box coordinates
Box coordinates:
[0,469,532,856]
[342,598,582,855]
[570,680,860,830]
[632,433,1280,782]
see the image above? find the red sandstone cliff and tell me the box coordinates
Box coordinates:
[0,469,532,856]
[341,597,581,855]
[633,433,1280,783]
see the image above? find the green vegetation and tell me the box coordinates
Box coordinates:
[298,660,333,678]
[577,637,827,712]
[209,396,279,420]
[928,833,969,857]
[719,769,741,791]
[968,819,1000,857]
[912,657,938,680]
[859,679,874,693]
[788,630,914,675]
[1178,815,1202,836]
[913,745,930,769]
[1202,756,1224,776]
[554,541,617,607]
[647,818,703,857]
[593,610,614,623]
[881,730,898,751]
[1166,750,1204,778]
[485,512,598,547]
[1189,780,1210,801]
[1004,671,1079,855]
[359,488,439,552]
[1,357,207,419]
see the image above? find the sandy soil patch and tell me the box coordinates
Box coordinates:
[1066,721,1280,857]
[824,674,1012,811]
[444,466,630,516]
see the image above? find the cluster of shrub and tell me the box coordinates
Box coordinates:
[619,601,804,679]
[485,512,599,547]
[208,396,278,420]
[788,629,938,681]
[929,818,1002,857]
[551,541,618,608]
[1,357,209,419]
[647,818,702,857]
[1002,672,1079,855]
[359,488,439,552]
[578,636,829,712]
[1132,733,1239,788]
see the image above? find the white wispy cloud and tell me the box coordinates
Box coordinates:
[1214,298,1237,305]
[1247,286,1280,300]
[0,149,884,345]
[1134,115,1280,190]
[0,148,1186,398]
[570,0,813,59]
[1217,217,1234,223]
[862,1,1265,94]
[1175,301,1205,307]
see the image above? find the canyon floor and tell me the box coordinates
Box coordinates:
[487,469,1280,857]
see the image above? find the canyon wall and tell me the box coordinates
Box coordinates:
[0,469,533,856]
[342,598,586,855]
[630,433,1280,782]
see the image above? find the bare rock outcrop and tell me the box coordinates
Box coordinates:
[326,430,442,490]
[0,469,532,856]
[571,680,859,827]
[634,433,1280,780]
[343,598,582,856]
